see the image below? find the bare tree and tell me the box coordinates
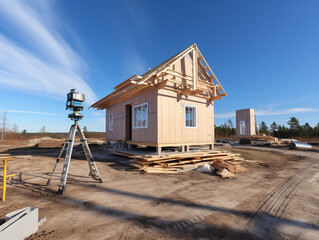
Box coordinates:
[12,123,19,133]
[0,111,7,141]
[40,125,46,133]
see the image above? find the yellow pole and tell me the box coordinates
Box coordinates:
[2,159,6,201]
[1,157,15,202]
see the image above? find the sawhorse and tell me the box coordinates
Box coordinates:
[0,154,16,202]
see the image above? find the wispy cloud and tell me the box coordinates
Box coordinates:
[0,108,63,116]
[215,107,319,119]
[0,0,97,104]
[256,107,319,116]
[215,112,235,118]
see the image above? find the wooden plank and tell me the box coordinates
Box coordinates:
[193,47,197,90]
[112,149,246,175]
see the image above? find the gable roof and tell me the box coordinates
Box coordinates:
[91,43,226,109]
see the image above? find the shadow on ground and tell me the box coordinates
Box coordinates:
[8,173,319,240]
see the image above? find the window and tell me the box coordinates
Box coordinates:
[185,106,197,128]
[240,121,245,135]
[109,113,114,130]
[133,103,148,129]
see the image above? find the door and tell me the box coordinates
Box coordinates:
[125,104,132,141]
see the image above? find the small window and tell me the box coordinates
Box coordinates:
[185,106,197,128]
[133,103,148,129]
[240,121,245,135]
[109,113,114,131]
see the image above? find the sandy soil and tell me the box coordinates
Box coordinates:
[1,141,319,240]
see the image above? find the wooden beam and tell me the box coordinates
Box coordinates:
[156,80,168,89]
[191,89,203,95]
[178,89,193,95]
[137,44,196,86]
[209,95,222,101]
[193,47,197,90]
[114,75,142,90]
[178,89,203,96]
[165,69,193,81]
[197,47,227,97]
[198,79,215,88]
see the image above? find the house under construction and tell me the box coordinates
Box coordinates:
[91,44,227,153]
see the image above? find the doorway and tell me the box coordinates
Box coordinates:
[125,104,132,141]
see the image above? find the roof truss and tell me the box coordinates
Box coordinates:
[91,44,227,109]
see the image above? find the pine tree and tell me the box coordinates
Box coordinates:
[270,122,278,132]
[227,119,234,129]
[259,121,268,133]
[287,117,300,131]
[287,117,300,136]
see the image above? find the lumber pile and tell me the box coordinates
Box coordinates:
[112,150,246,176]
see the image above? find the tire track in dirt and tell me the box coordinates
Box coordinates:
[245,160,319,228]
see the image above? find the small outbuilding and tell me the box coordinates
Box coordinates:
[236,108,258,136]
[91,44,226,153]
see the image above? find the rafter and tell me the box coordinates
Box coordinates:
[91,44,227,110]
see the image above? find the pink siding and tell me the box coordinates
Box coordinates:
[106,89,157,143]
[236,108,256,136]
[157,89,214,145]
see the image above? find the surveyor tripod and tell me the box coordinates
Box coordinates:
[46,120,102,194]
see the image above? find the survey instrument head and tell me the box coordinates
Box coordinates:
[66,89,85,120]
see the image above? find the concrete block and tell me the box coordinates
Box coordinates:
[0,206,39,240]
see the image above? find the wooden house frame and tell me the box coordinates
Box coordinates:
[91,44,227,154]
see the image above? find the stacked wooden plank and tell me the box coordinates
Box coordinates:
[212,160,246,174]
[112,150,245,175]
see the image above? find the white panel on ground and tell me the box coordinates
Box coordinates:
[0,206,40,240]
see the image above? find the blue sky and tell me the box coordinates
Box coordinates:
[0,0,318,132]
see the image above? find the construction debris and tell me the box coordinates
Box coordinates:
[212,159,246,174]
[216,168,235,178]
[196,163,214,173]
[112,150,246,176]
[290,142,312,150]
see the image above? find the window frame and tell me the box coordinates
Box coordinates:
[132,102,148,129]
[184,105,197,128]
[108,113,114,131]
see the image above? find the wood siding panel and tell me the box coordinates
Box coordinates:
[157,53,214,145]
[105,89,158,143]
[157,89,214,144]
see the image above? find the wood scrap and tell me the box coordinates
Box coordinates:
[217,169,235,178]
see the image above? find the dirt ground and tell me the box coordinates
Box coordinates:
[1,141,319,240]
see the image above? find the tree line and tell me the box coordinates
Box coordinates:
[215,117,319,139]
[259,117,319,138]
[0,110,100,141]
[215,119,236,138]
